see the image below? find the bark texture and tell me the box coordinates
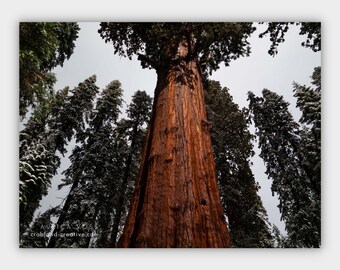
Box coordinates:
[118,44,231,248]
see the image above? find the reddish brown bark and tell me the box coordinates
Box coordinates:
[118,43,231,248]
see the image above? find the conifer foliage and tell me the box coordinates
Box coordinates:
[109,90,152,247]
[293,66,321,200]
[47,80,124,247]
[204,80,273,247]
[46,84,152,248]
[19,22,80,117]
[19,71,152,247]
[19,76,99,242]
[247,68,321,247]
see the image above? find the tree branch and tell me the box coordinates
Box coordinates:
[137,53,158,70]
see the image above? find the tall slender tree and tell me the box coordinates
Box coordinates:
[293,66,321,197]
[48,80,124,248]
[204,80,273,247]
[109,90,152,247]
[248,88,320,247]
[99,22,256,248]
[19,88,69,236]
[20,76,99,244]
[293,66,321,244]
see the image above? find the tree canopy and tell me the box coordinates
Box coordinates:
[19,22,80,117]
[98,23,255,74]
[258,22,321,56]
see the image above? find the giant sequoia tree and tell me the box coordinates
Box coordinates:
[99,23,255,247]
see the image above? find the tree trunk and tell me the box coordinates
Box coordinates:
[118,47,231,247]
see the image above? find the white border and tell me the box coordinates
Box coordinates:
[1,1,338,270]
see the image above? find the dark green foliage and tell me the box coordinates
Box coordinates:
[19,76,99,242]
[54,75,100,152]
[98,23,255,74]
[271,224,289,248]
[20,75,152,248]
[109,90,152,247]
[311,66,321,92]
[259,22,321,56]
[204,80,273,248]
[294,67,321,127]
[19,89,68,235]
[248,86,321,247]
[49,80,124,247]
[19,22,79,117]
[258,22,292,56]
[19,136,56,235]
[299,23,321,52]
[293,66,321,242]
[48,84,152,248]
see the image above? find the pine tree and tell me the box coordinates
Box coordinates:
[46,86,152,248]
[99,22,256,248]
[204,80,273,247]
[248,89,320,247]
[48,80,124,248]
[19,76,99,243]
[19,88,68,236]
[293,66,321,245]
[109,90,152,247]
[293,66,321,182]
[19,135,57,235]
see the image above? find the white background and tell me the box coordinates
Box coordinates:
[1,1,338,269]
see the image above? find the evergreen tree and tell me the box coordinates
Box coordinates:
[19,88,68,236]
[19,22,80,117]
[293,66,321,244]
[99,22,255,248]
[19,76,99,241]
[19,134,57,236]
[204,80,273,248]
[248,89,320,247]
[48,80,124,248]
[271,225,289,248]
[47,87,152,248]
[109,90,152,247]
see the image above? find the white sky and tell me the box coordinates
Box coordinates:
[48,22,321,234]
[2,0,340,268]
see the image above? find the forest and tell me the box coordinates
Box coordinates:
[19,22,321,248]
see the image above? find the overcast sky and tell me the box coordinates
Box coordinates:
[43,22,321,235]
